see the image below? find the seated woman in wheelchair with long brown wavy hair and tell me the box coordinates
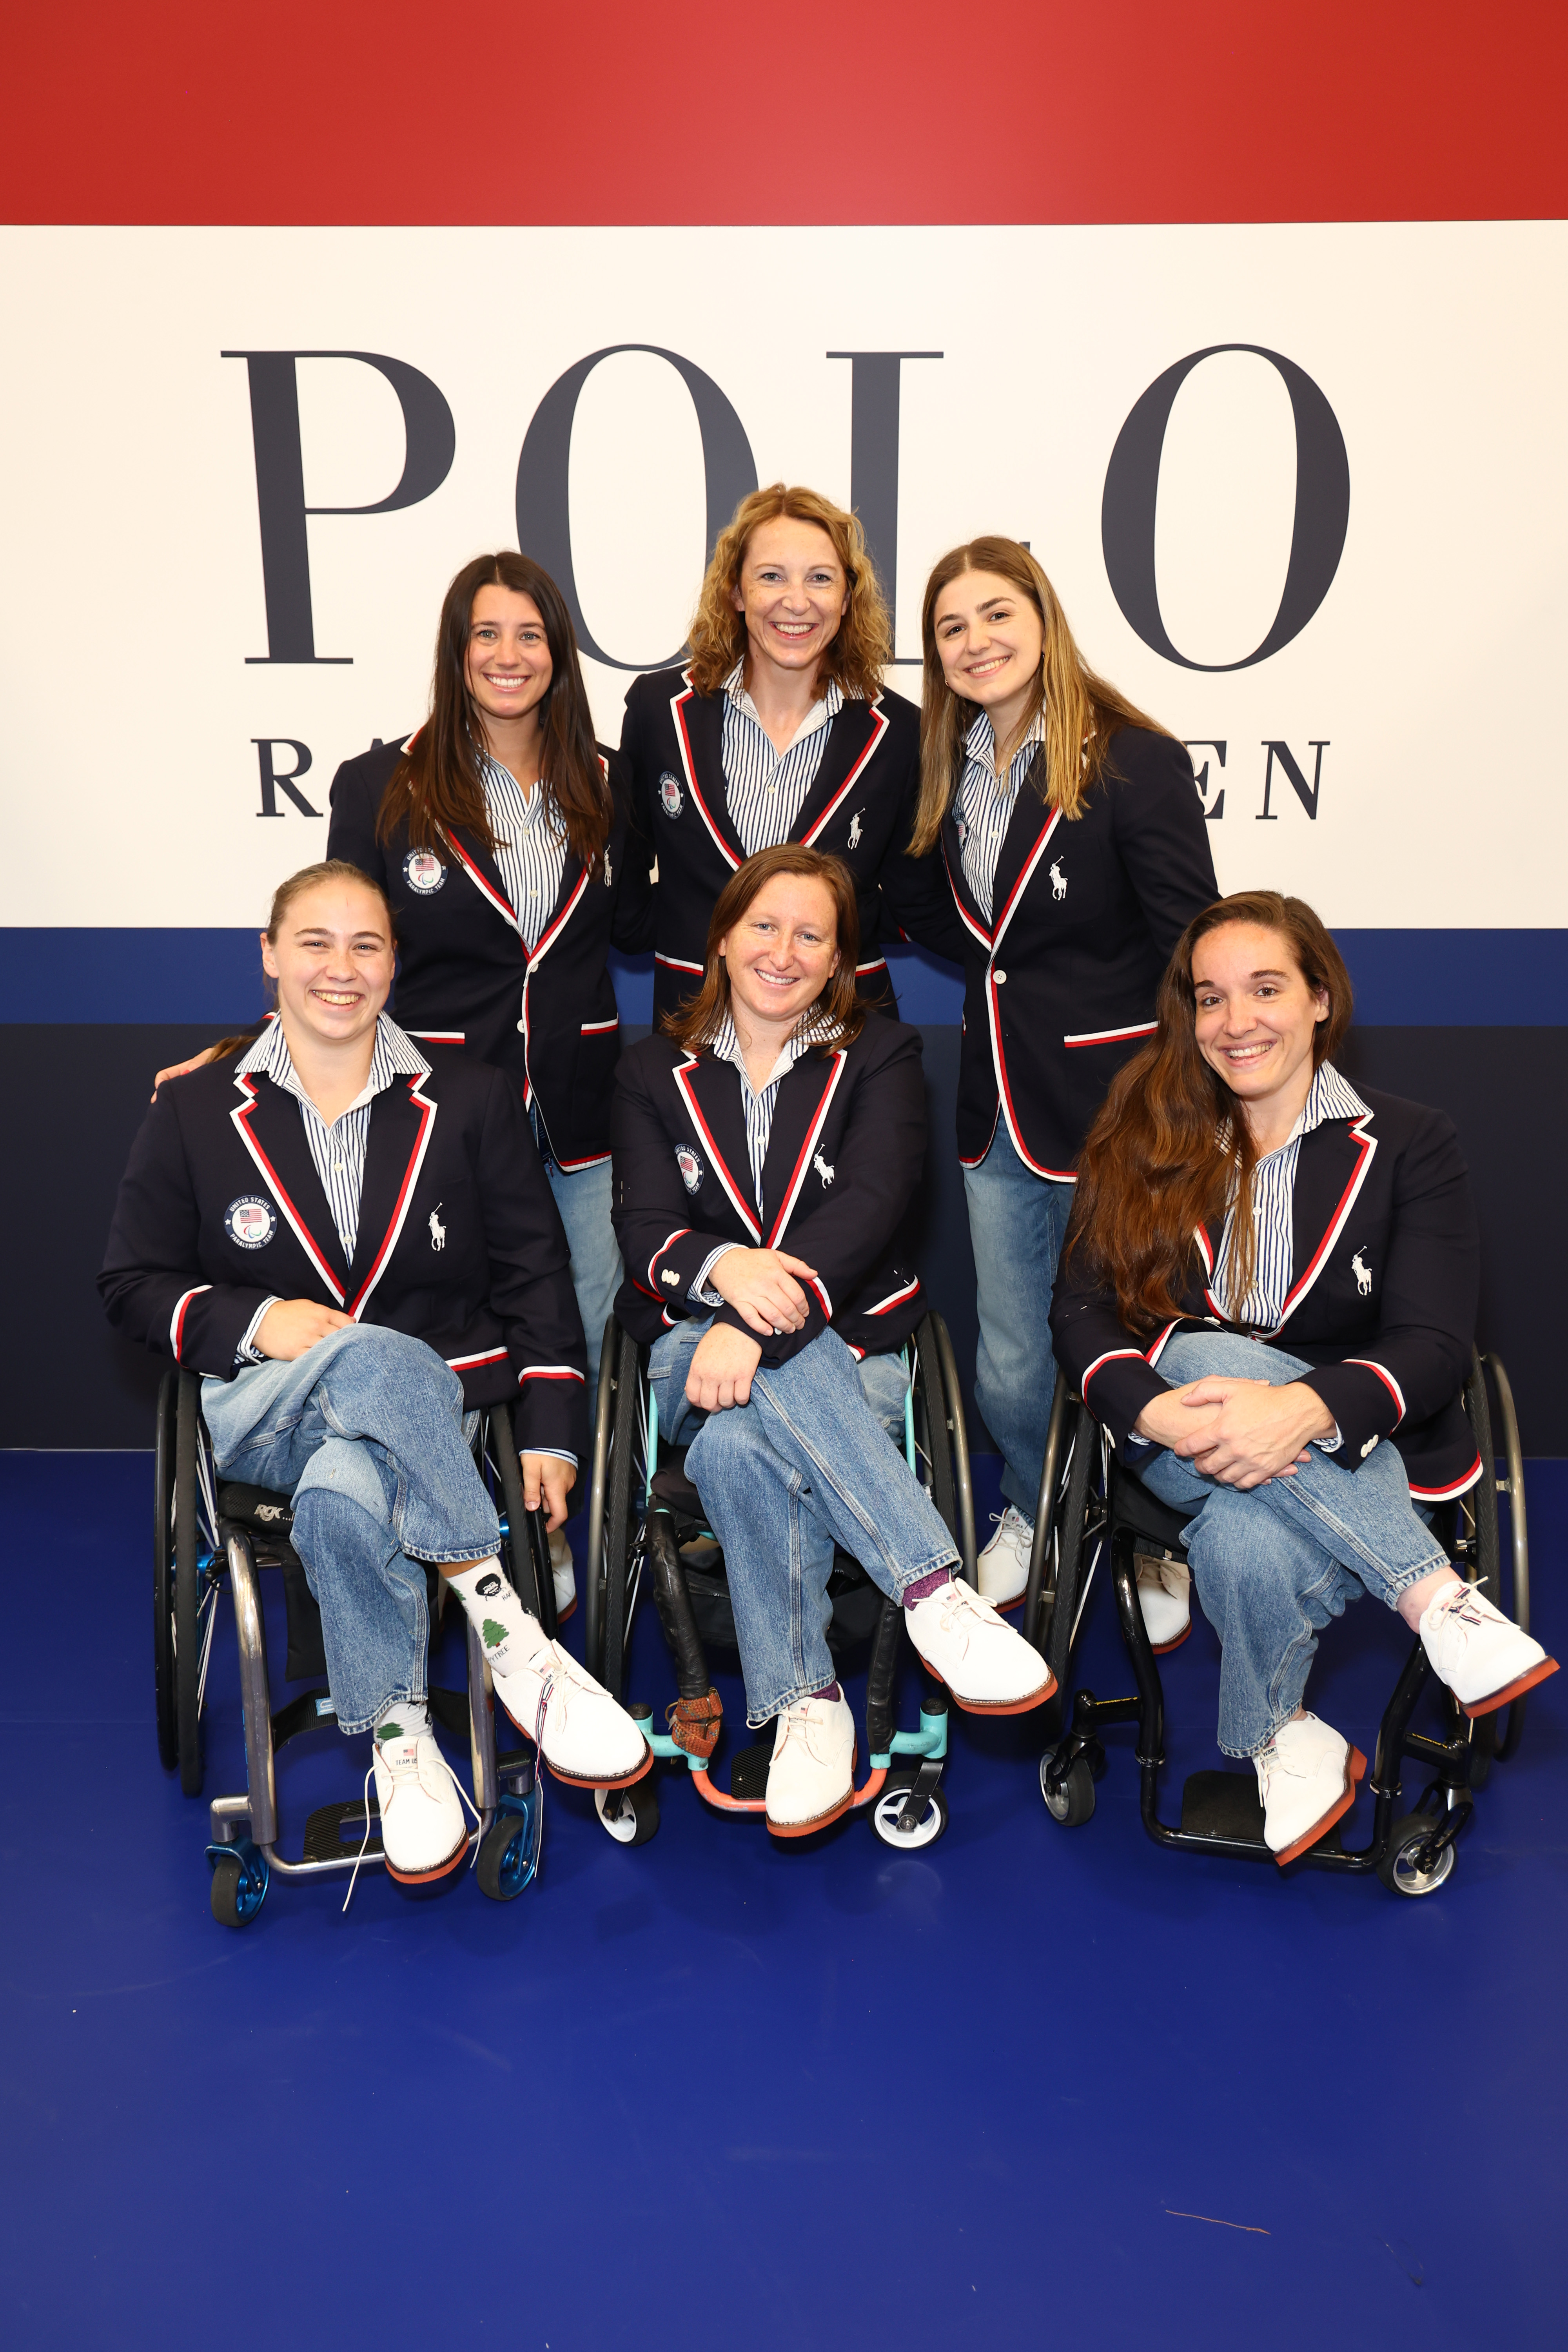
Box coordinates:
[1050,888,1554,1865]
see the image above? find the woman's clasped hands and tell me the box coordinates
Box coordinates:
[1133,1374,1338,1491]
[682,1244,820,1414]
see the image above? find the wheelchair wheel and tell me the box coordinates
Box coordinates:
[152,1370,179,1771]
[596,1779,660,1846]
[483,1407,554,1636]
[869,1769,949,1851]
[209,1837,269,1927]
[1041,1404,1105,1710]
[910,1312,977,1585]
[1456,1351,1531,1762]
[1040,1744,1096,1827]
[170,1370,219,1797]
[1377,1812,1458,1897]
[477,1791,542,1898]
[589,1323,645,1701]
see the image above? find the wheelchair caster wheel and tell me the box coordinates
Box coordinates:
[477,1788,542,1900]
[207,1838,269,1928]
[869,1770,949,1851]
[1040,1746,1096,1827]
[595,1779,660,1846]
[1377,1813,1458,1896]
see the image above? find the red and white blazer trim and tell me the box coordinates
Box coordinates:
[1191,1225,1226,1319]
[169,1285,212,1360]
[1080,1344,1146,1398]
[671,672,741,872]
[580,1017,619,1034]
[672,1054,762,1241]
[1409,1455,1485,1503]
[765,1050,848,1248]
[865,1274,920,1317]
[1270,1114,1378,1331]
[553,1148,613,1172]
[648,1227,692,1294]
[805,1275,834,1320]
[230,1075,346,1305]
[800,697,889,846]
[518,1363,586,1385]
[406,1030,466,1044]
[446,1345,510,1372]
[1063,1021,1158,1049]
[1343,1357,1408,1425]
[655,951,704,973]
[344,1074,439,1321]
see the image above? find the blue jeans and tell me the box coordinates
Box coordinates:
[201,1325,502,1733]
[962,1123,1076,1519]
[542,1149,622,1435]
[1132,1332,1450,1757]
[650,1320,959,1726]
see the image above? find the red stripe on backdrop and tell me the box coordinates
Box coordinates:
[3,2,1565,225]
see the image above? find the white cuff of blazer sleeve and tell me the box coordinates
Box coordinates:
[234,1296,282,1365]
[1312,1424,1344,1452]
[528,1450,579,1472]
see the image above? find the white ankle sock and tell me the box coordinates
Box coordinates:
[445,1559,548,1677]
[373,1696,429,1745]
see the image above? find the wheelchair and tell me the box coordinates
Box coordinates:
[581,1310,978,1850]
[152,1366,559,1926]
[1025,1347,1532,1895]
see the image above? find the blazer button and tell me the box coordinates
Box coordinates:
[527,959,541,977]
[993,968,1007,985]
[515,1019,526,1033]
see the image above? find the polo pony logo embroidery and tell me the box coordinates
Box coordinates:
[1352,1249,1372,1295]
[659,772,683,818]
[848,809,863,849]
[675,1146,702,1193]
[429,1203,446,1251]
[1049,858,1067,900]
[813,1152,835,1187]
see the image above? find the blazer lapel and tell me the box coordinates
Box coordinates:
[672,1053,761,1240]
[989,761,1062,946]
[795,700,887,847]
[530,852,589,960]
[343,1071,441,1318]
[670,682,745,871]
[229,1071,350,1302]
[942,806,994,951]
[758,1049,850,1246]
[1274,1111,1378,1329]
[441,822,523,937]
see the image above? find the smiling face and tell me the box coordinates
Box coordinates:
[465,584,553,737]
[1192,922,1329,1126]
[719,872,842,1038]
[731,517,849,688]
[260,880,395,1054]
[932,568,1046,746]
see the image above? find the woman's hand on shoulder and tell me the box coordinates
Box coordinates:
[151,1045,219,1101]
[254,1300,354,1361]
[685,1324,764,1413]
[1161,1375,1335,1489]
[706,1247,816,1336]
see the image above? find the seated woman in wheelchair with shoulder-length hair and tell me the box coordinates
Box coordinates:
[1050,888,1555,1864]
[100,859,649,1889]
[611,843,1051,1835]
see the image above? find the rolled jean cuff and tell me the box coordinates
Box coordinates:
[401,1540,503,1567]
[334,1682,421,1739]
[886,1544,961,1602]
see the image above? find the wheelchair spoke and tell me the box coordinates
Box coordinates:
[194,1575,220,1716]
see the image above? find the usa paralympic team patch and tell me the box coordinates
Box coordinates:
[225,1195,277,1250]
[676,1147,702,1193]
[659,772,683,818]
[403,849,446,893]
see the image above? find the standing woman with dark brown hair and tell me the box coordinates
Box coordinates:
[322,552,655,1614]
[898,537,1218,1612]
[620,483,930,1026]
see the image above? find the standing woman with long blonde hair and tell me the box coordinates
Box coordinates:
[902,538,1217,1615]
[621,482,929,1025]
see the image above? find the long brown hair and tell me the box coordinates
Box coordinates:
[909,537,1172,856]
[1067,892,1354,1332]
[685,484,891,703]
[662,846,867,1054]
[377,552,612,877]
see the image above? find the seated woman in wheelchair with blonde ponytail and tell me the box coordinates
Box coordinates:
[1049,888,1555,1865]
[610,844,1052,1837]
[101,860,650,1891]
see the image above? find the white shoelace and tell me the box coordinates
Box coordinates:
[343,1735,482,1913]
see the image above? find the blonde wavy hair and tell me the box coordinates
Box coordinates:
[685,483,892,702]
[908,537,1172,856]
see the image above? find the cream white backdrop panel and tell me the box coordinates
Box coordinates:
[1,223,1563,928]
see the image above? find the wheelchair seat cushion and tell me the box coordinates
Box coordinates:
[651,1454,705,1519]
[218,1482,296,1538]
[1112,1465,1196,1552]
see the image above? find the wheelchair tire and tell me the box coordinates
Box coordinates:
[174,1370,209,1797]
[1377,1813,1458,1897]
[595,1778,660,1846]
[476,1799,542,1899]
[911,1313,977,1586]
[592,1324,644,1702]
[484,1407,554,1635]
[1042,1407,1103,1709]
[869,1769,949,1851]
[209,1840,269,1928]
[152,1368,179,1771]
[583,1318,620,1684]
[1040,1745,1096,1827]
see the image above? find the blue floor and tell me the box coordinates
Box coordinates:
[4,1452,1565,2352]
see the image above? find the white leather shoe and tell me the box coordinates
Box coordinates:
[765,1688,856,1837]
[977,1505,1033,1611]
[493,1637,651,1790]
[1418,1578,1558,1718]
[1136,1553,1192,1652]
[370,1729,470,1884]
[548,1527,577,1622]
[1253,1712,1365,1866]
[906,1577,1055,1714]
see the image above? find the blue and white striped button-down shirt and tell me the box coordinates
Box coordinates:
[953,705,1046,923]
[689,1008,842,1303]
[479,753,568,951]
[1215,1059,1370,1328]
[720,662,843,856]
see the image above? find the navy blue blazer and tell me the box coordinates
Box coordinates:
[1049,1088,1481,1500]
[100,1044,588,1459]
[890,725,1218,1176]
[610,1013,927,1366]
[327,734,655,1169]
[619,668,933,1025]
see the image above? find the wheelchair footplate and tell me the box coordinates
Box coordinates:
[1179,1769,1347,1856]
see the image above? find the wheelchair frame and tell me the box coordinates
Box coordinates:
[582,1310,978,1849]
[152,1367,559,1925]
[1028,1348,1531,1895]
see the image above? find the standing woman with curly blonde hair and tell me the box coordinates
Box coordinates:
[900,538,1218,1614]
[621,483,929,1025]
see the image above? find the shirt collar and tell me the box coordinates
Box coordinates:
[963,702,1046,779]
[1295,1058,1369,1139]
[708,1004,842,1094]
[237,1013,429,1117]
[722,660,844,743]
